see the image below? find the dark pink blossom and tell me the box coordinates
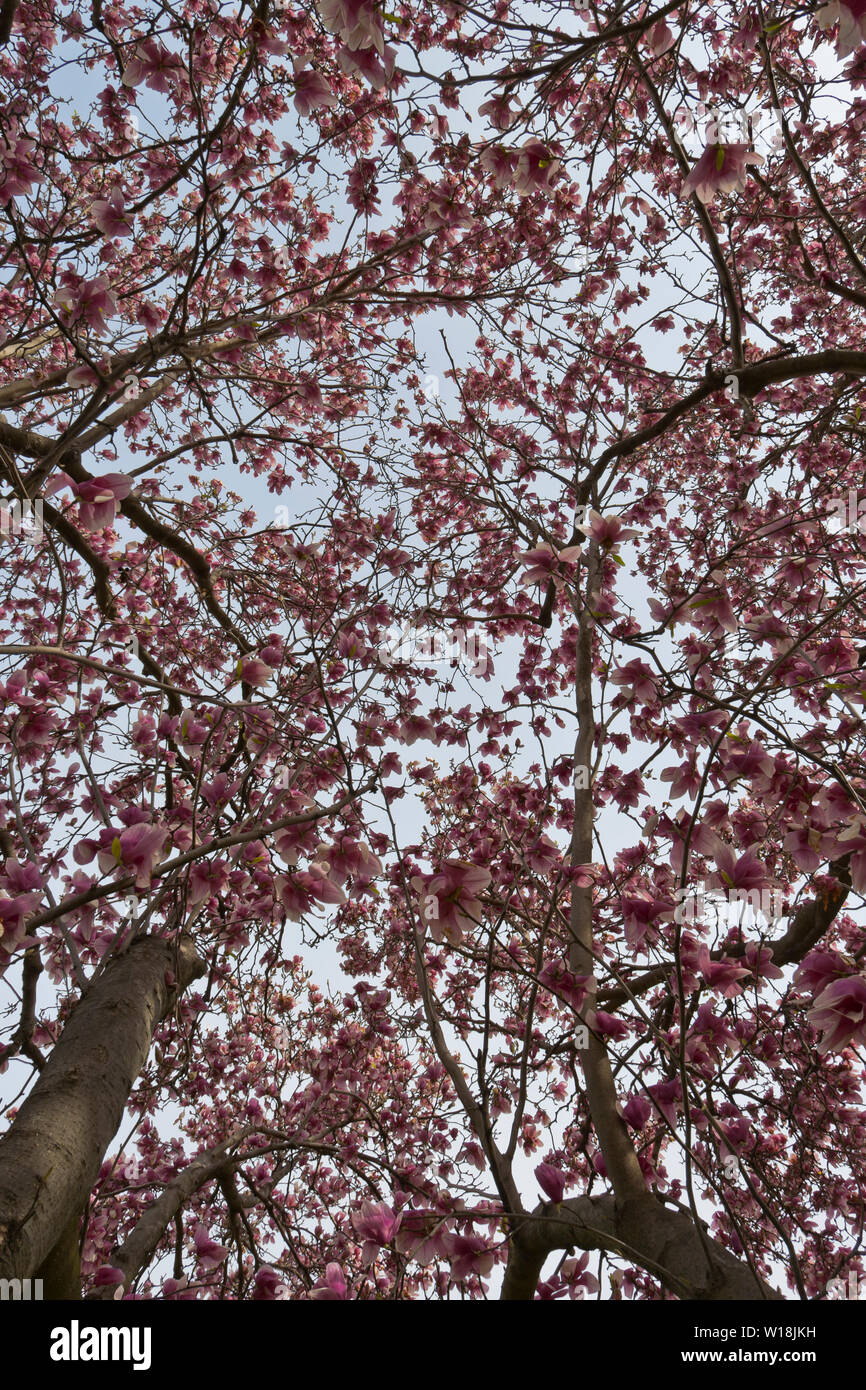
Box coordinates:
[444,1233,496,1283]
[535,1161,568,1203]
[96,823,169,888]
[337,42,396,91]
[236,656,273,688]
[480,144,517,188]
[479,94,518,130]
[193,1225,229,1270]
[309,1262,349,1299]
[647,18,675,55]
[622,1094,652,1129]
[72,473,132,531]
[808,975,866,1054]
[122,38,184,92]
[537,960,590,1011]
[576,509,639,550]
[611,660,658,705]
[253,1266,289,1299]
[351,1200,399,1262]
[795,948,851,995]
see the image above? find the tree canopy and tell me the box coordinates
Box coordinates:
[2,0,866,1304]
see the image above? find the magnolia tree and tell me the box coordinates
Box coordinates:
[1,0,866,1304]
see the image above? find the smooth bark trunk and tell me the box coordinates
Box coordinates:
[0,933,205,1283]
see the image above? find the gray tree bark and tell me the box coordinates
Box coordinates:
[0,933,205,1285]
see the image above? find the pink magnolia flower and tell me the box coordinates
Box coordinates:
[411,860,491,945]
[593,1010,631,1041]
[66,363,102,388]
[53,275,117,336]
[698,947,750,999]
[97,824,169,888]
[161,1276,196,1299]
[525,833,559,873]
[188,859,230,906]
[297,864,347,907]
[92,1265,125,1288]
[193,1225,229,1271]
[681,143,764,204]
[338,629,368,661]
[253,1266,289,1299]
[394,1210,448,1265]
[648,1077,682,1127]
[444,1233,496,1283]
[519,542,582,588]
[319,0,385,53]
[72,473,132,531]
[808,975,866,1054]
[709,844,772,894]
[351,1200,399,1263]
[817,0,866,56]
[610,660,658,705]
[479,94,518,130]
[293,61,337,117]
[2,858,43,894]
[337,42,396,91]
[513,139,560,195]
[91,188,133,238]
[0,891,41,961]
[309,1262,349,1299]
[576,509,638,550]
[275,874,313,922]
[537,960,590,1011]
[320,836,382,888]
[647,18,675,55]
[480,144,517,189]
[0,129,45,203]
[122,38,184,92]
[833,820,866,892]
[236,656,274,687]
[743,942,784,982]
[560,1252,600,1298]
[795,948,851,996]
[535,1161,568,1203]
[423,185,474,231]
[621,890,670,951]
[399,714,437,745]
[622,1094,652,1129]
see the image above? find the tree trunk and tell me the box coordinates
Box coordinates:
[0,934,205,1283]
